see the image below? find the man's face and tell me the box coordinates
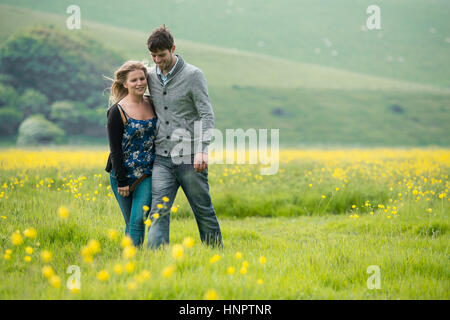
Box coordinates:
[150,46,175,72]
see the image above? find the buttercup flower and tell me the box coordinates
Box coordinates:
[57,206,69,219]
[171,244,184,260]
[209,254,221,263]
[183,237,194,248]
[40,250,52,262]
[162,265,175,278]
[204,289,218,300]
[97,270,110,281]
[23,228,37,239]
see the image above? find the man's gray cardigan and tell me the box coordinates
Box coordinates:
[147,54,214,157]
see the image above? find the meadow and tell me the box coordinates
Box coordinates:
[0,148,448,299]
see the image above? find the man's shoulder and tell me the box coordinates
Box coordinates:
[182,62,202,75]
[148,66,158,77]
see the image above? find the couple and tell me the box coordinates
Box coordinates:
[105,26,223,250]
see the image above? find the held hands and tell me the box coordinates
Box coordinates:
[194,152,208,173]
[118,185,130,197]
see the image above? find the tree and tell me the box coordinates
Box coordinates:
[0,25,123,108]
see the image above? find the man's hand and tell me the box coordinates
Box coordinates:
[118,185,130,197]
[194,153,208,172]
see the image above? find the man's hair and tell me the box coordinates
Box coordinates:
[147,25,174,52]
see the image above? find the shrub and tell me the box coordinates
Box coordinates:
[17,114,66,146]
[0,107,23,135]
[18,89,49,117]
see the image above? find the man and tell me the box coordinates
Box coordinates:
[145,25,223,249]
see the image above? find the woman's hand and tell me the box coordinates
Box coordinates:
[118,185,130,197]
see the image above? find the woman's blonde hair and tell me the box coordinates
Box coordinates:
[108,60,149,106]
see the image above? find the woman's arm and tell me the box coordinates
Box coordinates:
[106,105,128,187]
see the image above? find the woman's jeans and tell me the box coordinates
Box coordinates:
[109,170,152,247]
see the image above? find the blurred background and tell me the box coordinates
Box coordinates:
[0,0,448,147]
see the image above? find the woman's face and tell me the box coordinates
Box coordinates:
[123,69,147,96]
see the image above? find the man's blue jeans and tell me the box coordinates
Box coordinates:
[110,170,152,247]
[147,155,223,249]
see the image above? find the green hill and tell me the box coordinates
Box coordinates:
[2,0,450,88]
[0,4,449,146]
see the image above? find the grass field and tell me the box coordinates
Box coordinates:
[0,148,448,299]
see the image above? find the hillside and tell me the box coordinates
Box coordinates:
[1,0,449,88]
[0,4,449,146]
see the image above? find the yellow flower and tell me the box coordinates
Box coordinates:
[171,244,184,260]
[183,237,194,248]
[49,275,61,288]
[108,229,119,240]
[156,204,163,209]
[87,239,101,255]
[40,250,52,263]
[162,265,175,278]
[4,254,11,260]
[242,261,249,268]
[113,264,123,275]
[139,270,151,281]
[321,195,326,199]
[142,205,150,212]
[5,249,12,255]
[240,267,247,275]
[204,289,218,300]
[259,256,267,265]
[427,208,432,213]
[227,266,235,275]
[11,231,23,246]
[42,266,55,278]
[209,254,221,263]
[24,255,32,262]
[153,213,160,219]
[70,287,80,294]
[121,236,132,248]
[97,270,110,281]
[234,252,242,260]
[257,279,264,285]
[125,261,135,274]
[23,227,37,239]
[144,219,152,228]
[57,206,69,219]
[82,253,93,264]
[122,245,137,260]
[25,246,33,255]
[162,196,169,202]
[127,281,137,290]
[370,212,374,215]
[387,215,391,219]
[171,206,178,213]
[335,187,340,191]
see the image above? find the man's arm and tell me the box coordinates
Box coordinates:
[191,69,214,172]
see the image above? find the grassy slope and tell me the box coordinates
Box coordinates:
[1,0,449,88]
[0,4,449,146]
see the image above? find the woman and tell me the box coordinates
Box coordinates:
[105,61,157,247]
